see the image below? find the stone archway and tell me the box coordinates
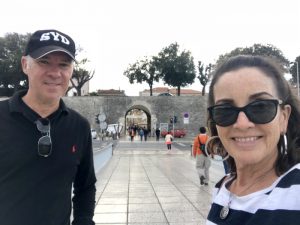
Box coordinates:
[125,105,151,135]
[63,95,207,139]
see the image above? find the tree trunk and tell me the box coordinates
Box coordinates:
[76,87,82,96]
[202,85,206,96]
[177,86,181,96]
[149,84,153,96]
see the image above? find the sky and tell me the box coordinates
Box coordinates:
[1,0,299,96]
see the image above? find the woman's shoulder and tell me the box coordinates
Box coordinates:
[256,164,300,214]
[276,163,300,188]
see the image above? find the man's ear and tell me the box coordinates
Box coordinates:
[21,56,29,75]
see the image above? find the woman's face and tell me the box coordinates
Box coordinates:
[213,67,291,169]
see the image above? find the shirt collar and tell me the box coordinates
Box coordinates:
[8,90,69,122]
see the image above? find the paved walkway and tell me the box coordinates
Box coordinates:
[93,138,225,225]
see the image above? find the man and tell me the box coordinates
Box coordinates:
[193,126,211,185]
[143,126,148,141]
[155,127,160,141]
[139,127,144,141]
[0,29,96,225]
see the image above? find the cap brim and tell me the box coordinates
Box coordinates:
[29,46,76,62]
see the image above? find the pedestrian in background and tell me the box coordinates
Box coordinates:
[165,131,173,150]
[222,159,230,174]
[129,128,135,142]
[152,127,156,137]
[193,127,211,185]
[139,127,144,141]
[155,127,161,141]
[143,126,148,141]
[0,29,96,224]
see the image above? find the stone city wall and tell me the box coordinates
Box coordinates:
[0,95,208,138]
[63,95,208,138]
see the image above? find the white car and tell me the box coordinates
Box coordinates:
[106,124,123,134]
[91,129,97,139]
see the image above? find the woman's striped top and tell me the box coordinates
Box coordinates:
[206,163,300,225]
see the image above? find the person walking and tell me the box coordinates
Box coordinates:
[0,29,96,225]
[139,127,144,141]
[152,127,156,137]
[193,126,211,185]
[129,128,135,142]
[222,159,230,174]
[165,132,173,150]
[143,126,148,141]
[155,127,161,141]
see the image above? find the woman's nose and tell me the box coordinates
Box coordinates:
[233,111,255,129]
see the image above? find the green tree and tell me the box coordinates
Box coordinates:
[89,91,99,96]
[215,44,290,73]
[289,56,300,87]
[197,61,212,96]
[155,43,196,96]
[123,56,160,96]
[68,58,94,96]
[0,32,30,96]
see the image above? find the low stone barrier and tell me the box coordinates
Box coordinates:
[93,143,113,173]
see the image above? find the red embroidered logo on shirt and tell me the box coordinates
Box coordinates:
[71,145,77,153]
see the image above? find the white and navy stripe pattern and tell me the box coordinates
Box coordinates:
[206,163,300,225]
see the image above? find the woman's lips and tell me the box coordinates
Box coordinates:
[234,136,259,142]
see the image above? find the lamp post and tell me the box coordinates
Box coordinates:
[296,61,299,97]
[290,61,299,96]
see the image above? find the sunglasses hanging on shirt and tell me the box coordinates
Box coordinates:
[35,118,52,157]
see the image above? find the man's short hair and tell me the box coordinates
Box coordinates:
[199,127,206,134]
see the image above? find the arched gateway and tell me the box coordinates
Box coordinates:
[63,95,207,138]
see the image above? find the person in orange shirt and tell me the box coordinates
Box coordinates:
[193,127,211,185]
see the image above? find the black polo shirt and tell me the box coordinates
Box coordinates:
[0,91,96,225]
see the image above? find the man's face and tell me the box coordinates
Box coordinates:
[22,52,74,104]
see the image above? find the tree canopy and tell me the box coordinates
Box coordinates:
[155,43,196,96]
[68,58,94,96]
[289,56,300,86]
[197,61,212,96]
[123,56,160,96]
[0,32,30,96]
[0,32,93,97]
[215,44,290,73]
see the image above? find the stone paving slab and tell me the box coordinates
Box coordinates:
[94,139,225,225]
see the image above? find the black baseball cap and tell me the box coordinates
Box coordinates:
[24,29,76,61]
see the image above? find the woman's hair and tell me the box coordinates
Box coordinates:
[207,55,300,175]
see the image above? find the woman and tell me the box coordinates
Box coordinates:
[205,55,300,225]
[165,132,173,150]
